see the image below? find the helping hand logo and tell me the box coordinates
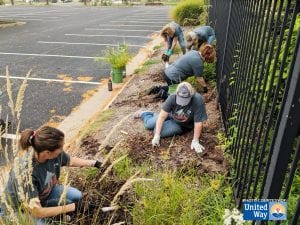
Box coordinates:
[269,202,287,220]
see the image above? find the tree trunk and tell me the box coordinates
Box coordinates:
[10,0,14,5]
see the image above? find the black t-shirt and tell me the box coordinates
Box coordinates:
[5,150,70,207]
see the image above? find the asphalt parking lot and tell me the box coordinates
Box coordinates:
[0,5,170,134]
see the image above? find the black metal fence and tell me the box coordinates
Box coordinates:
[209,0,300,224]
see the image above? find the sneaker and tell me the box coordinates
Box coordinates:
[147,85,162,95]
[154,89,169,100]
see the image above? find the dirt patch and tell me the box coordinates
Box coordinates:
[69,49,227,224]
[75,51,227,173]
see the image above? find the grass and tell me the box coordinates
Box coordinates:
[78,109,113,138]
[134,59,161,74]
[132,171,234,225]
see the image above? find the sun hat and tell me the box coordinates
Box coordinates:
[176,82,195,106]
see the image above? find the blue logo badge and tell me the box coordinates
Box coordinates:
[243,200,287,221]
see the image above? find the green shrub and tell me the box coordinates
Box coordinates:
[0,0,5,5]
[171,0,206,26]
[98,43,133,69]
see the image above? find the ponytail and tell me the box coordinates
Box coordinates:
[19,126,64,153]
[199,43,216,63]
[20,129,35,150]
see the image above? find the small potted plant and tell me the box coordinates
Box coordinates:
[102,43,132,83]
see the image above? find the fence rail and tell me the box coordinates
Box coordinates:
[209,0,300,224]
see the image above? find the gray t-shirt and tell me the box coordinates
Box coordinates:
[165,50,204,83]
[5,150,70,207]
[162,93,207,129]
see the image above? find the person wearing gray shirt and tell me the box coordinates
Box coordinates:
[134,82,207,153]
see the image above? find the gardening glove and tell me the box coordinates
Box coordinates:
[166,49,173,56]
[203,86,208,93]
[93,160,102,169]
[191,139,205,153]
[152,134,160,147]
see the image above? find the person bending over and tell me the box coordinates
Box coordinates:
[150,43,216,99]
[1,126,102,224]
[161,21,186,62]
[186,26,216,51]
[135,82,207,153]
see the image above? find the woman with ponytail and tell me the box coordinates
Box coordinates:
[2,126,102,224]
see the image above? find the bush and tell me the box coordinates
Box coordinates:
[99,43,133,69]
[171,0,206,26]
[0,0,5,5]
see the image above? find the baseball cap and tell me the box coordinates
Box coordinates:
[176,82,194,106]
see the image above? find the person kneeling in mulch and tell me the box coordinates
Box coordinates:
[149,43,216,100]
[135,82,207,153]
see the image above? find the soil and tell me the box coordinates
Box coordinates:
[66,48,227,224]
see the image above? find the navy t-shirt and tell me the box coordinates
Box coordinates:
[5,150,70,207]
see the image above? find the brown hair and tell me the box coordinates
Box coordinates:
[161,24,175,37]
[199,43,216,63]
[20,126,64,153]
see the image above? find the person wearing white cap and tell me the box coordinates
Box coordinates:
[134,82,207,153]
[186,26,215,51]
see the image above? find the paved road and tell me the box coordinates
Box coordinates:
[0,5,170,132]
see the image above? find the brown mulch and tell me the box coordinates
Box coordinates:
[78,60,228,173]
[67,49,227,224]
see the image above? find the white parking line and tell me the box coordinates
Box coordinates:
[85,28,158,32]
[65,34,151,39]
[0,76,101,85]
[122,19,169,21]
[96,24,163,28]
[111,21,166,24]
[0,16,60,19]
[38,41,146,48]
[1,133,17,140]
[0,52,98,59]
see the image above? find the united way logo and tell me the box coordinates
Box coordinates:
[243,199,287,221]
[269,202,287,220]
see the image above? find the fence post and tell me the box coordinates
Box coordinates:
[218,0,232,97]
[262,31,300,199]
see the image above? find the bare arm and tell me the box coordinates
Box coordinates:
[154,109,169,136]
[69,157,96,168]
[28,198,75,219]
[196,76,207,88]
[171,36,178,51]
[162,36,168,50]
[193,122,203,140]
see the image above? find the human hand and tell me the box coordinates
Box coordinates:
[166,49,173,56]
[191,139,205,153]
[152,134,160,147]
[94,160,102,169]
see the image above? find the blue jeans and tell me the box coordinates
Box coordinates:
[43,185,82,207]
[167,28,186,54]
[141,112,187,138]
[1,185,82,225]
